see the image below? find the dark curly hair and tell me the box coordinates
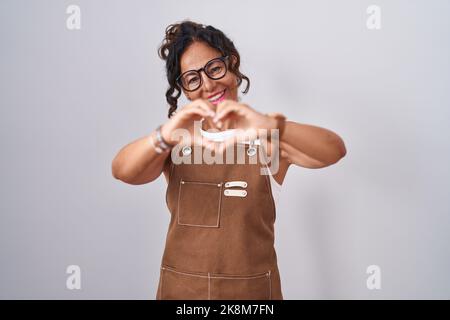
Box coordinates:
[158,20,250,118]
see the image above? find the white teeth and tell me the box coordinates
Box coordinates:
[208,90,225,102]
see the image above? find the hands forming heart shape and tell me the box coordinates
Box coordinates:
[161,99,278,154]
[196,100,277,153]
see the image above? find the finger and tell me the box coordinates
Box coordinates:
[192,100,219,129]
[183,107,211,119]
[195,99,217,115]
[213,105,244,124]
[215,99,237,112]
[214,101,242,129]
[179,109,211,129]
[185,101,214,117]
[214,100,236,116]
[212,106,234,129]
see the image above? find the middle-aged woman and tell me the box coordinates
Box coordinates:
[112,20,347,300]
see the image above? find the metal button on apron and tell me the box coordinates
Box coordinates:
[182,146,192,156]
[247,147,257,157]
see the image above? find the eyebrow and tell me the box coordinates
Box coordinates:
[181,56,223,74]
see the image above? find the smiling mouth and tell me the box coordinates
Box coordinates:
[208,89,226,103]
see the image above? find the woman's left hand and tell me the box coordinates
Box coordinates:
[213,100,276,135]
[207,100,279,153]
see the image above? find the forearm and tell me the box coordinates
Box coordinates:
[280,121,347,165]
[111,133,169,183]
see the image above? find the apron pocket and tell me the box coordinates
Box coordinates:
[210,272,272,300]
[158,266,209,300]
[177,180,223,227]
[158,266,272,300]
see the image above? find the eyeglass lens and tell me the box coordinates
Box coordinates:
[179,58,227,91]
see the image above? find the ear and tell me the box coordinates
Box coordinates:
[230,54,238,69]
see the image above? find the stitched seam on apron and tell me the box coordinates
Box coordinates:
[268,270,272,300]
[263,165,276,224]
[217,183,223,227]
[165,160,174,211]
[161,266,269,280]
[208,273,211,300]
[176,223,220,228]
[181,181,220,185]
[176,180,182,226]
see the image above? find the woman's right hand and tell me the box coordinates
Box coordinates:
[160,99,217,145]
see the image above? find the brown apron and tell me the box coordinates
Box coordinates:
[156,139,283,300]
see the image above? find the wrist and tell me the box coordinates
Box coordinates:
[266,113,287,140]
[160,123,174,146]
[265,115,278,131]
[150,124,174,154]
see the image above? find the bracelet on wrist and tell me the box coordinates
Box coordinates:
[150,125,174,154]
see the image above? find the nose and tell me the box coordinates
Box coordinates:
[200,71,216,92]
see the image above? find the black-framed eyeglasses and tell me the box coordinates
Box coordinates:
[176,55,229,92]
